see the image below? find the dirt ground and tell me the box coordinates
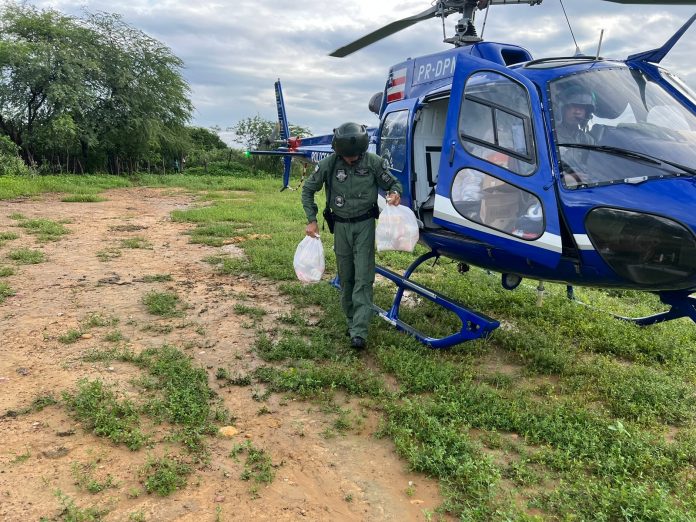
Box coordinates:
[0,188,446,521]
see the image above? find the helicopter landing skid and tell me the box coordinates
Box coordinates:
[332,251,499,349]
[614,292,696,327]
[567,287,696,327]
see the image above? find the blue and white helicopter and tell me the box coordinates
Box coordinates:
[253,0,696,348]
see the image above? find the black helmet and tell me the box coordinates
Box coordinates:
[332,122,369,157]
[560,84,595,115]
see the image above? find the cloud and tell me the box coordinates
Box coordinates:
[27,0,696,138]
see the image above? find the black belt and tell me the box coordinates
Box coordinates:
[332,208,378,224]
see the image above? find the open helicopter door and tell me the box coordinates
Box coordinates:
[433,54,562,269]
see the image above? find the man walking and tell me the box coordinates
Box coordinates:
[301,122,403,349]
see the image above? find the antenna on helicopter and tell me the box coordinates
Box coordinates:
[559,0,582,56]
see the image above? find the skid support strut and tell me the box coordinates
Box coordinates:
[369,251,498,348]
[616,291,696,326]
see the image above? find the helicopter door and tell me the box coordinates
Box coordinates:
[433,55,562,269]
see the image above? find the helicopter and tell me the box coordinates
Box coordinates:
[251,0,696,348]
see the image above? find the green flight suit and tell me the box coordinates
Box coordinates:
[301,152,403,341]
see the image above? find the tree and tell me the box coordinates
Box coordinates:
[0,2,193,173]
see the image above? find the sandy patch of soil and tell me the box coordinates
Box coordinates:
[0,188,444,521]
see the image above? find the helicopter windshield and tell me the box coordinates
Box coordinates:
[549,67,696,189]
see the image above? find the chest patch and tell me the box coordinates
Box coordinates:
[334,195,345,208]
[355,168,369,177]
[335,169,347,183]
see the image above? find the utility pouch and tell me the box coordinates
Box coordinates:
[323,207,335,234]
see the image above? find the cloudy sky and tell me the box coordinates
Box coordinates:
[29,0,696,144]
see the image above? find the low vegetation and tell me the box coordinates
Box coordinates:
[169,176,696,520]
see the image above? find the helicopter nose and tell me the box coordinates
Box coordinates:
[585,207,696,289]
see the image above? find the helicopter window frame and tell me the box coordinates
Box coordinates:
[458,70,538,176]
[378,109,409,172]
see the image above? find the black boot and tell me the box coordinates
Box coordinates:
[350,337,367,350]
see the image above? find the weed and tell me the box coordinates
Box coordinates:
[0,282,15,303]
[141,322,174,334]
[71,460,116,493]
[142,274,172,282]
[96,247,121,262]
[256,405,271,416]
[62,194,107,203]
[235,441,276,486]
[83,313,119,328]
[121,236,152,249]
[59,329,83,344]
[18,218,70,242]
[141,456,191,496]
[103,330,125,343]
[7,247,45,264]
[142,291,181,317]
[53,489,108,521]
[0,231,19,247]
[11,451,30,464]
[233,304,267,318]
[63,379,147,450]
[128,511,146,522]
[0,266,14,277]
[8,212,25,220]
[344,493,354,502]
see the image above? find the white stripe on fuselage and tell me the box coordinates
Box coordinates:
[433,194,563,253]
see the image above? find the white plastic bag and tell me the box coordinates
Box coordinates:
[376,205,419,252]
[293,236,325,283]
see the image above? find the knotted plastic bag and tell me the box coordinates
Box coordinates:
[293,236,325,283]
[376,205,419,252]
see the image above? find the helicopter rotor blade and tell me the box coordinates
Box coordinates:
[329,5,441,57]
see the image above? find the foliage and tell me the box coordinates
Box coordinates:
[140,456,191,496]
[0,2,192,173]
[63,379,147,450]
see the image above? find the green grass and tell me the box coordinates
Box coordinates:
[61,194,107,203]
[0,175,129,200]
[17,218,70,241]
[161,175,696,520]
[140,456,191,496]
[230,440,276,496]
[59,328,83,344]
[52,490,109,522]
[0,231,19,247]
[96,247,121,262]
[142,291,181,317]
[62,379,147,451]
[71,461,116,494]
[0,266,15,277]
[7,174,696,519]
[7,247,44,264]
[141,274,172,282]
[83,345,223,457]
[0,282,14,303]
[120,236,152,249]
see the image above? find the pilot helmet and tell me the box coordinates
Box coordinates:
[332,122,369,157]
[560,84,596,116]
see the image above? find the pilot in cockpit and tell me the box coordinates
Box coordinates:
[555,84,596,184]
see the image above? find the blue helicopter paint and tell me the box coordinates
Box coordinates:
[253,7,696,348]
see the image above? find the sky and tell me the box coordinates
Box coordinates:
[28,0,696,145]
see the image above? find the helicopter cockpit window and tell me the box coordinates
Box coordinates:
[379,110,408,172]
[459,71,536,176]
[550,67,696,189]
[451,168,544,240]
